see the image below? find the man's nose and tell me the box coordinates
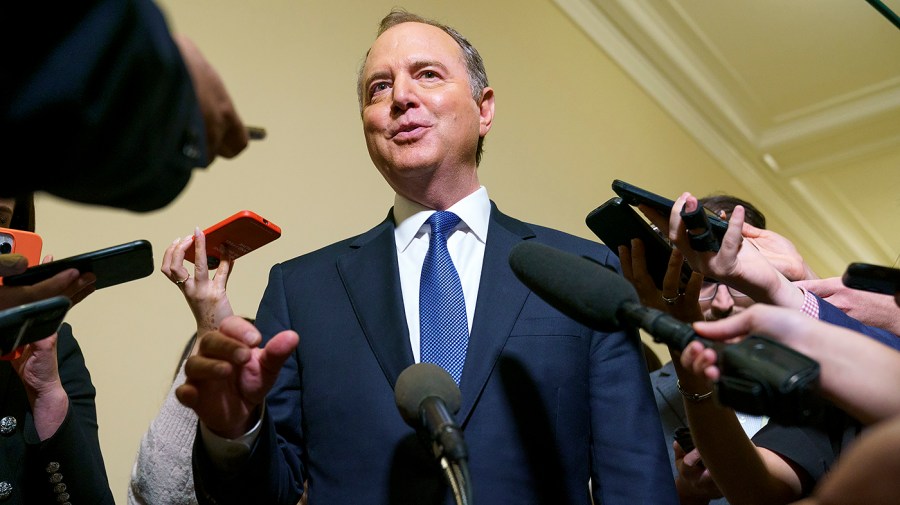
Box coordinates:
[391,75,419,112]
[709,284,734,319]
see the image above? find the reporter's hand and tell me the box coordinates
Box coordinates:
[174,35,249,163]
[742,223,817,281]
[11,332,68,440]
[176,316,298,439]
[619,239,704,322]
[0,255,96,311]
[642,193,804,310]
[796,277,900,335]
[675,441,724,504]
[161,228,234,335]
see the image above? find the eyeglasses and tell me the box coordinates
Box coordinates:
[698,280,748,302]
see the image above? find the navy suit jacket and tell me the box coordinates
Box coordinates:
[195,204,677,505]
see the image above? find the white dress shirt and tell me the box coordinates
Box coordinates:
[392,186,490,361]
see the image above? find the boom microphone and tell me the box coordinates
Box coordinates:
[508,241,823,425]
[395,363,468,462]
[507,241,702,350]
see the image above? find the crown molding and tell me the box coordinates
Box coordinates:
[553,0,894,272]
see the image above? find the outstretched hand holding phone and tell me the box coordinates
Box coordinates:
[162,228,235,337]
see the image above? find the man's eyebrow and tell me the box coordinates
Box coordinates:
[410,59,449,73]
[364,70,392,91]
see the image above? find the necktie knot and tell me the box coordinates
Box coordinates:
[427,211,461,239]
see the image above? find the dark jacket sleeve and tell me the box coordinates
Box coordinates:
[816,295,900,350]
[23,324,114,504]
[2,0,206,211]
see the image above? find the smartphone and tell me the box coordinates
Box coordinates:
[611,180,728,240]
[1,240,154,289]
[673,426,696,453]
[842,262,900,295]
[586,197,693,290]
[0,296,72,359]
[184,210,282,268]
[0,227,43,265]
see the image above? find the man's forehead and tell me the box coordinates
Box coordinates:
[363,22,462,73]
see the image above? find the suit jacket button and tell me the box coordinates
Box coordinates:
[53,483,67,494]
[46,462,60,473]
[55,492,70,502]
[49,473,63,484]
[0,481,12,500]
[0,416,16,436]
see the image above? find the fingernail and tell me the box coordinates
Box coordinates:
[195,226,203,238]
[234,347,250,363]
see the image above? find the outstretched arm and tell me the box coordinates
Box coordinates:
[694,304,900,425]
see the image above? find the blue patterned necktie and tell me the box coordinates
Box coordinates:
[420,211,469,385]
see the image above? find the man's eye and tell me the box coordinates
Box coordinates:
[371,82,390,96]
[421,71,438,79]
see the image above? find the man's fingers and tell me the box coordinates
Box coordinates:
[175,383,199,409]
[258,330,299,378]
[198,332,252,363]
[184,354,236,380]
[219,316,262,347]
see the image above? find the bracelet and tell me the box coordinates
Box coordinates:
[677,380,713,402]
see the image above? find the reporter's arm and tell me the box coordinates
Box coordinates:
[694,305,900,425]
[676,344,805,505]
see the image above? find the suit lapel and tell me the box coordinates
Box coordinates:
[337,215,415,390]
[458,205,535,424]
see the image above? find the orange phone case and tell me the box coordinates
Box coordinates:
[0,228,43,286]
[185,211,282,267]
[0,227,42,265]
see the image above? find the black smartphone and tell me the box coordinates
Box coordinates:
[1,240,154,290]
[0,296,72,358]
[842,262,900,295]
[673,426,695,453]
[586,197,693,290]
[611,179,728,240]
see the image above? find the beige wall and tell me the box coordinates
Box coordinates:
[32,1,830,502]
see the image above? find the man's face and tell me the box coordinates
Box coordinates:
[360,22,493,196]
[699,282,755,321]
[0,198,15,229]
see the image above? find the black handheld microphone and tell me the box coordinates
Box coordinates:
[395,363,468,462]
[508,241,822,425]
[507,240,706,351]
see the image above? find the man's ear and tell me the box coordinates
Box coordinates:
[478,87,495,137]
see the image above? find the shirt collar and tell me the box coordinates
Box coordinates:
[394,186,491,253]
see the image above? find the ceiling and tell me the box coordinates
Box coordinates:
[553,0,900,274]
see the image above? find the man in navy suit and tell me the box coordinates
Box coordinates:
[178,10,676,505]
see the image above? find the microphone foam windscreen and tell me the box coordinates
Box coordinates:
[508,241,639,332]
[394,363,462,428]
